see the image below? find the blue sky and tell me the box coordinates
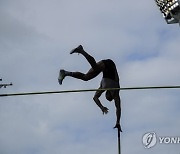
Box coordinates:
[0,0,180,154]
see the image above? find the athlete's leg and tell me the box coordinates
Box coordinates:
[58,45,105,85]
[58,61,105,84]
[70,45,98,70]
[69,68,98,81]
[58,69,97,84]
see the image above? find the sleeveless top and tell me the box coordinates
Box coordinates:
[102,59,116,80]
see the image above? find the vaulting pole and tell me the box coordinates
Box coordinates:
[117,128,121,154]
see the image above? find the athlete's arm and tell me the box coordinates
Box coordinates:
[114,91,122,131]
[93,88,108,114]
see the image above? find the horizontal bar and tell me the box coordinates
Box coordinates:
[0,85,180,97]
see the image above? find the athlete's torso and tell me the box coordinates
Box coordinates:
[102,59,118,80]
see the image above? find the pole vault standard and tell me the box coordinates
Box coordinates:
[0,85,180,97]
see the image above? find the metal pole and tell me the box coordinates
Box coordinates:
[118,128,121,154]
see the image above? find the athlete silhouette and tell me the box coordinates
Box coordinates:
[58,45,122,131]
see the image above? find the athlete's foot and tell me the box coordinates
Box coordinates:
[70,45,83,54]
[58,69,66,85]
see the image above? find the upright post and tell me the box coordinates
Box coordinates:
[117,128,121,154]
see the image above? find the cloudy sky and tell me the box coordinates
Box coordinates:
[0,0,180,154]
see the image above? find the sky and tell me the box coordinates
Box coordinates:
[0,0,180,154]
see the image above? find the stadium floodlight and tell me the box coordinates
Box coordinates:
[155,0,180,25]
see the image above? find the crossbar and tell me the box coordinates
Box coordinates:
[0,85,180,97]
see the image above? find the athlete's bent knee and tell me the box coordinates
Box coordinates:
[82,75,91,81]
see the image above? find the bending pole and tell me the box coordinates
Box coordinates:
[117,128,121,154]
[0,85,180,97]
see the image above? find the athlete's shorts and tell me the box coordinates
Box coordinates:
[100,78,119,89]
[100,78,120,98]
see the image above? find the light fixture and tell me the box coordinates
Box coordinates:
[155,0,180,25]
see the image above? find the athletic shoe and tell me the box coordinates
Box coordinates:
[58,69,66,85]
[70,45,83,54]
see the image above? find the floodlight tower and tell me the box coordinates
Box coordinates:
[155,0,180,25]
[0,79,13,89]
